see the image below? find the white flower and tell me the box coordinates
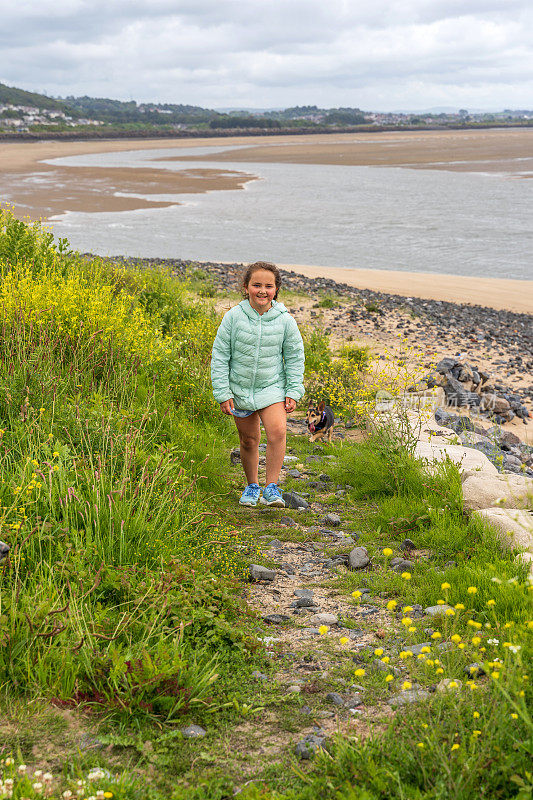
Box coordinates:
[43,773,53,782]
[509,645,521,654]
[33,782,43,792]
[487,638,499,645]
[491,577,502,584]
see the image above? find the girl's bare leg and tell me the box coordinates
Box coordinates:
[233,412,261,485]
[258,402,287,485]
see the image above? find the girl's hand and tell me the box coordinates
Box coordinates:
[220,399,235,415]
[285,397,296,413]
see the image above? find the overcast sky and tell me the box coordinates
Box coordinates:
[1,0,532,111]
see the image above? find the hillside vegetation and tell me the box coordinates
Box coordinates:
[0,209,531,799]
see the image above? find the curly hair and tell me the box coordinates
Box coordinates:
[240,261,281,300]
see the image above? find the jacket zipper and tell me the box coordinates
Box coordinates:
[249,315,262,402]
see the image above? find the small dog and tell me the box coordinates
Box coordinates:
[306,400,335,443]
[0,541,9,563]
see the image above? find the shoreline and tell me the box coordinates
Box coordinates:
[277,264,533,315]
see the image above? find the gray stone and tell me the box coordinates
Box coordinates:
[268,539,284,549]
[344,695,362,709]
[286,470,302,478]
[372,660,401,676]
[359,606,379,617]
[280,516,297,527]
[294,589,314,599]
[290,597,317,608]
[348,630,365,639]
[294,734,327,759]
[262,614,290,625]
[408,642,432,656]
[251,671,268,681]
[349,546,370,570]
[283,455,298,463]
[250,564,276,582]
[309,612,339,626]
[325,692,344,706]
[181,725,207,739]
[287,685,301,693]
[424,604,452,616]
[388,690,430,707]
[281,563,296,574]
[464,662,487,677]
[391,560,414,573]
[400,538,416,550]
[324,513,341,527]
[283,491,310,510]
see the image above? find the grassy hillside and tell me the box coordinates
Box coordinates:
[0,209,531,799]
[0,82,67,111]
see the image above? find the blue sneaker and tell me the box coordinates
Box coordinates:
[260,483,286,507]
[239,483,261,506]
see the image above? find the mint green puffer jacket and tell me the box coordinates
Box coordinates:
[211,299,305,410]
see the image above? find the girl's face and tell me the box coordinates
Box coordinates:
[246,269,277,313]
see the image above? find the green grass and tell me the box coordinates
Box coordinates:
[0,210,531,799]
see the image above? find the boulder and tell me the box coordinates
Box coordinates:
[414,442,499,476]
[473,507,533,572]
[462,474,533,511]
[480,394,511,414]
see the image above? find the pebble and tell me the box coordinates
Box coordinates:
[400,538,416,550]
[286,469,302,478]
[388,690,430,707]
[309,612,339,626]
[408,642,432,656]
[324,513,341,526]
[287,685,301,694]
[280,516,297,526]
[348,546,370,570]
[391,559,414,573]
[262,614,290,625]
[290,597,317,608]
[294,589,314,599]
[267,539,284,549]
[180,725,207,739]
[251,671,268,681]
[294,733,327,759]
[424,604,452,616]
[325,692,344,706]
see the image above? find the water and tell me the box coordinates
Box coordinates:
[44,146,533,280]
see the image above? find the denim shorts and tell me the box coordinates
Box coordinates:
[231,408,255,418]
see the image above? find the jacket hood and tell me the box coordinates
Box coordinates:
[239,299,288,320]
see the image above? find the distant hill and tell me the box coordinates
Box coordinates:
[0,82,67,111]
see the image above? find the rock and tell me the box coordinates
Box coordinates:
[437,678,463,692]
[280,515,298,527]
[473,508,533,572]
[294,733,327,759]
[480,394,511,414]
[290,598,317,608]
[415,441,499,476]
[391,559,414,573]
[462,473,533,511]
[294,589,314,599]
[400,538,416,550]
[343,695,363,709]
[348,629,365,639]
[181,725,206,739]
[251,671,268,681]
[435,357,458,374]
[286,469,302,478]
[359,606,380,617]
[283,491,310,510]
[281,563,296,574]
[249,564,276,582]
[268,539,284,549]
[284,455,298,463]
[287,685,301,694]
[324,513,341,527]
[409,642,432,656]
[262,614,290,625]
[230,448,241,465]
[349,546,370,570]
[325,692,344,706]
[309,612,339,626]
[372,660,401,676]
[425,604,453,616]
[464,663,486,677]
[388,690,429,707]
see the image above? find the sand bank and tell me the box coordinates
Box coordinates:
[2,128,532,219]
[278,264,533,315]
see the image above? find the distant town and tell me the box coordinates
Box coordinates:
[1,82,531,138]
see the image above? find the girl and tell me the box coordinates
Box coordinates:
[211,261,305,507]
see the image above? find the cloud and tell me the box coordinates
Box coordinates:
[0,0,532,109]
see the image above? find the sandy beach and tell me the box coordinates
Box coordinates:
[1,129,532,313]
[279,264,533,314]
